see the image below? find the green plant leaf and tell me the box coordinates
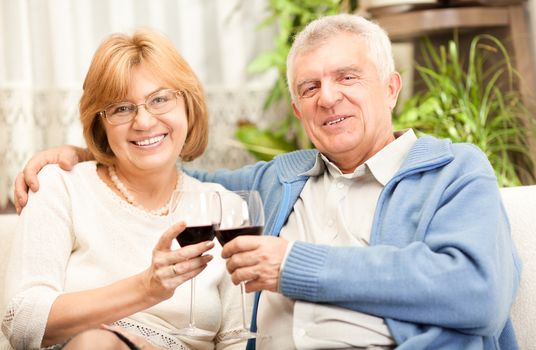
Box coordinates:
[235,124,297,161]
[395,34,535,186]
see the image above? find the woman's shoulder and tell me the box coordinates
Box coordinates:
[37,161,98,187]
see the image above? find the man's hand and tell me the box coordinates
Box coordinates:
[222,236,288,293]
[14,146,91,214]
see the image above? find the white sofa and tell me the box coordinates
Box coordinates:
[1,186,535,349]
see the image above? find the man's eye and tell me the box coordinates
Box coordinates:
[340,75,357,84]
[299,85,317,98]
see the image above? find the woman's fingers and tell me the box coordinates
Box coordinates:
[169,254,213,277]
[146,238,216,300]
[154,222,186,251]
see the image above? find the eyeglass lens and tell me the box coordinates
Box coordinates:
[104,90,178,124]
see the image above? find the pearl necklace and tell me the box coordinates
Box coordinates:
[108,165,181,216]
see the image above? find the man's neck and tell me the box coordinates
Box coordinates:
[328,134,397,174]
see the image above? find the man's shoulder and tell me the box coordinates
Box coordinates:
[449,141,493,170]
[414,135,495,177]
[273,149,317,164]
[272,149,318,177]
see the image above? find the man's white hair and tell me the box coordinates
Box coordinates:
[286,13,395,102]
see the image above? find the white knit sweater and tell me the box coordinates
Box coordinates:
[1,162,247,350]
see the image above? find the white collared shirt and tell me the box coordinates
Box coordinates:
[256,130,417,350]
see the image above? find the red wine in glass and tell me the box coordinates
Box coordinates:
[215,225,263,246]
[177,225,217,247]
[168,190,221,338]
[218,190,264,340]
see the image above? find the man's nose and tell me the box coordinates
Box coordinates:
[317,82,342,108]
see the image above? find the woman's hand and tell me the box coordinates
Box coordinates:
[14,145,91,214]
[142,221,214,303]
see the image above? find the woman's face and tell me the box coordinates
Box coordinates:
[103,64,188,174]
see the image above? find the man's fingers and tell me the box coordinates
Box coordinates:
[58,152,78,171]
[14,173,29,214]
[221,236,260,259]
[225,251,257,274]
[229,266,260,284]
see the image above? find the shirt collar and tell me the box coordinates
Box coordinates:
[300,129,417,185]
[366,129,417,185]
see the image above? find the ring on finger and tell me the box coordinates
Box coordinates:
[171,264,178,275]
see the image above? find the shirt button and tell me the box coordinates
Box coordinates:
[337,182,344,189]
[297,328,306,337]
[327,219,334,227]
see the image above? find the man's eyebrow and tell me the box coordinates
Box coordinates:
[296,65,363,89]
[335,65,362,75]
[296,79,317,91]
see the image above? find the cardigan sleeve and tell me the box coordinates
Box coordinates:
[2,165,75,349]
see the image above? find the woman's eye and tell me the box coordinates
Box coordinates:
[151,96,168,105]
[113,105,134,115]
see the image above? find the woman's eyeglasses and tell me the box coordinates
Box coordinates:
[98,89,182,125]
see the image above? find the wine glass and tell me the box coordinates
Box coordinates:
[216,190,264,340]
[168,190,221,338]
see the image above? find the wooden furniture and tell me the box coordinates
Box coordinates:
[371,4,536,110]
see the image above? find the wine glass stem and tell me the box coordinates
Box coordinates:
[189,277,196,327]
[240,281,248,330]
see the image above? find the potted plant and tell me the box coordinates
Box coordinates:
[394,35,535,186]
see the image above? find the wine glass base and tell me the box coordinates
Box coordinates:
[221,328,258,340]
[172,326,215,339]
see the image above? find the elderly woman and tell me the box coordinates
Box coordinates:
[1,30,244,350]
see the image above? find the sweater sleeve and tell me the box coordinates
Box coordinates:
[2,165,75,349]
[280,171,519,337]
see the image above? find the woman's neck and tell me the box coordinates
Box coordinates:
[99,163,181,215]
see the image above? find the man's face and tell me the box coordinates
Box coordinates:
[291,32,401,173]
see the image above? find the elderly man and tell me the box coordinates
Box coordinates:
[14,14,520,350]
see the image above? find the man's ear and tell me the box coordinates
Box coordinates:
[292,101,302,121]
[387,71,402,110]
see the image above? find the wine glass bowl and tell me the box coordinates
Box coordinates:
[168,190,221,338]
[216,190,264,246]
[216,190,264,340]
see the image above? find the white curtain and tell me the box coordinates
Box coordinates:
[0,0,278,207]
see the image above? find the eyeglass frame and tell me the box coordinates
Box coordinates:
[97,89,183,125]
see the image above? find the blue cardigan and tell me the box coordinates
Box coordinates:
[187,135,521,349]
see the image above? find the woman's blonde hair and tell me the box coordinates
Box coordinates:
[80,28,208,165]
